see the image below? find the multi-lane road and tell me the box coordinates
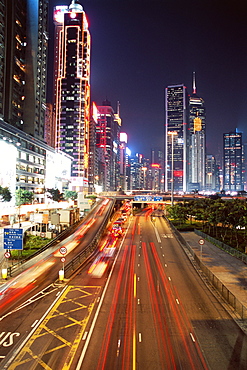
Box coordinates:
[1,207,247,369]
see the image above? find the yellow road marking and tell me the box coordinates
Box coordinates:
[8,285,101,370]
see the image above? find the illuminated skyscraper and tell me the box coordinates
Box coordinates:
[188,72,206,191]
[1,0,48,139]
[96,100,121,191]
[165,84,188,192]
[223,129,244,191]
[54,1,90,190]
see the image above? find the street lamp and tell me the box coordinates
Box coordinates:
[168,131,177,206]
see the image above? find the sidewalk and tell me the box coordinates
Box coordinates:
[180,231,247,318]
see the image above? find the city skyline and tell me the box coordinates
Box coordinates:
[48,0,247,158]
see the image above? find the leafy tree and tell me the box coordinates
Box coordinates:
[0,186,12,202]
[167,203,188,227]
[15,189,34,206]
[46,188,64,202]
[63,190,77,201]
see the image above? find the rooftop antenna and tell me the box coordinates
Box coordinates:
[193,71,196,94]
[117,101,120,115]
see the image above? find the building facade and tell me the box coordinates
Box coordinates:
[188,73,206,191]
[53,1,91,190]
[1,0,48,139]
[223,130,244,191]
[0,118,72,208]
[165,84,188,193]
[96,100,121,192]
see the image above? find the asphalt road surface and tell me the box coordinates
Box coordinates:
[1,209,247,369]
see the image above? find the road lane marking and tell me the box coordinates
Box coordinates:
[190,333,196,342]
[7,286,100,370]
[176,299,180,305]
[82,332,88,340]
[138,333,142,342]
[76,226,129,370]
[31,320,39,328]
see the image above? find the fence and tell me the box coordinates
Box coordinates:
[195,229,247,264]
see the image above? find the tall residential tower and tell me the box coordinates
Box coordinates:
[223,129,244,191]
[188,72,206,191]
[53,1,91,190]
[1,0,48,139]
[165,84,188,193]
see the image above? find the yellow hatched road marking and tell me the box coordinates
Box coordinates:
[8,285,101,370]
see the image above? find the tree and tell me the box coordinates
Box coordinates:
[0,186,12,202]
[46,188,64,202]
[15,189,34,206]
[63,190,77,201]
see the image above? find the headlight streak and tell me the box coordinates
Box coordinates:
[142,241,176,368]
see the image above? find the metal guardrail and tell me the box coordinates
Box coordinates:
[64,199,115,278]
[6,199,108,277]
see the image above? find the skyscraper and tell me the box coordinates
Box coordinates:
[54,1,91,190]
[165,84,188,193]
[1,0,48,140]
[96,100,121,192]
[188,72,206,191]
[223,129,244,191]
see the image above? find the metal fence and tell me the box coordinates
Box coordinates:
[195,229,247,264]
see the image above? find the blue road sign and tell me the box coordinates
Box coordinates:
[153,196,163,202]
[4,228,23,250]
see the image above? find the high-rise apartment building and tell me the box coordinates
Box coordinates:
[188,73,206,191]
[165,84,188,193]
[1,0,48,139]
[205,154,217,192]
[151,148,164,192]
[96,100,121,192]
[53,1,91,190]
[223,129,244,191]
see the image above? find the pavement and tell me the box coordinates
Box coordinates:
[180,231,247,323]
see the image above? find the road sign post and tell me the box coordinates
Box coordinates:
[58,247,67,281]
[198,238,205,259]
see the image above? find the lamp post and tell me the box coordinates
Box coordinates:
[168,131,177,207]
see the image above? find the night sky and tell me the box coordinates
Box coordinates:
[48,0,247,159]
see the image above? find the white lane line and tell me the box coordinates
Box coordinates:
[76,220,131,370]
[2,285,68,369]
[151,221,161,243]
[168,277,171,281]
[138,298,140,305]
[138,333,142,342]
[176,299,180,305]
[82,332,88,340]
[190,333,196,342]
[31,320,39,328]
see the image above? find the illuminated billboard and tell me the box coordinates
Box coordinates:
[53,6,68,24]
